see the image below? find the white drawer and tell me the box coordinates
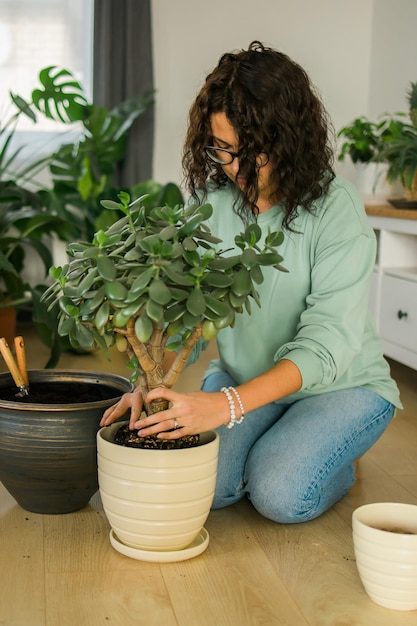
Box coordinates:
[379,275,417,350]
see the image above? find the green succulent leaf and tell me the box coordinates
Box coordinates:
[97,255,117,281]
[130,266,155,292]
[240,223,261,247]
[186,287,206,316]
[135,313,153,342]
[166,318,185,336]
[214,308,235,329]
[228,291,247,308]
[124,248,142,262]
[95,300,110,330]
[183,311,202,329]
[168,286,189,301]
[202,319,218,340]
[57,315,76,336]
[197,203,213,220]
[232,268,252,297]
[265,230,284,247]
[149,279,172,305]
[183,237,197,251]
[257,252,285,266]
[77,267,98,295]
[241,248,259,269]
[163,266,194,286]
[112,308,133,328]
[101,200,123,211]
[146,298,164,324]
[165,304,186,323]
[205,272,233,288]
[59,297,79,317]
[159,224,178,241]
[104,281,128,301]
[250,265,264,284]
[209,255,241,271]
[74,322,95,348]
[78,287,105,314]
[204,295,231,318]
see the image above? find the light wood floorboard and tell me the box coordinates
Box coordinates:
[1,324,417,625]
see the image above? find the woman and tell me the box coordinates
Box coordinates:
[101,41,401,523]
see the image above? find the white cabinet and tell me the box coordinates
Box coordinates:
[367,206,417,370]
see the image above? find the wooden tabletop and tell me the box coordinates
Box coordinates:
[364,198,417,220]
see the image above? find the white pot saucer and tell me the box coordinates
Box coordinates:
[109,527,209,562]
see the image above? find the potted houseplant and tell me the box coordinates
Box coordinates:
[337,115,387,196]
[337,115,380,165]
[376,83,417,201]
[30,179,185,369]
[42,192,286,560]
[338,81,417,202]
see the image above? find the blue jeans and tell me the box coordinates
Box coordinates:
[202,371,395,524]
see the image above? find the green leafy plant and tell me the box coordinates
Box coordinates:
[0,187,70,310]
[0,65,154,306]
[35,180,185,368]
[376,114,417,190]
[338,82,417,196]
[0,76,70,311]
[42,193,286,445]
[337,116,380,164]
[11,66,154,241]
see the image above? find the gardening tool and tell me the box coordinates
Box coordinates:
[0,336,30,397]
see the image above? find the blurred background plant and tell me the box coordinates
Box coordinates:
[0,65,184,366]
[337,81,417,200]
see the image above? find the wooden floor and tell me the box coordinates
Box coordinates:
[1,324,417,625]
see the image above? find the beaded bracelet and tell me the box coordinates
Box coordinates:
[220,386,245,428]
[229,387,245,424]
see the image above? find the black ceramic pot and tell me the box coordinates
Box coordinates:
[0,370,133,514]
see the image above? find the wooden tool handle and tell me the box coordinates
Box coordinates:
[14,336,29,386]
[0,337,26,389]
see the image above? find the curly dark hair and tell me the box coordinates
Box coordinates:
[182,41,335,228]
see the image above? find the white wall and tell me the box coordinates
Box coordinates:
[369,0,417,117]
[151,0,417,187]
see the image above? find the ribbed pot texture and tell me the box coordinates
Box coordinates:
[97,421,219,553]
[0,370,133,514]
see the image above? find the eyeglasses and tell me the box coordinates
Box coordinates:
[205,146,269,168]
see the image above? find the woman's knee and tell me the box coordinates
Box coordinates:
[245,463,356,524]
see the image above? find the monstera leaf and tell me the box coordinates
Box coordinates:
[11,66,88,124]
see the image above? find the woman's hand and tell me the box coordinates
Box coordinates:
[135,387,231,439]
[103,387,230,440]
[100,387,144,430]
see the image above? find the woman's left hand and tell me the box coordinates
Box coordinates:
[134,387,230,440]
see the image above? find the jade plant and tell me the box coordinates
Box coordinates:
[42,192,286,447]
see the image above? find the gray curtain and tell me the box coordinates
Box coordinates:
[93,0,154,187]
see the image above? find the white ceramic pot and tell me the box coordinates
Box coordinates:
[97,421,219,562]
[352,502,417,611]
[355,162,389,198]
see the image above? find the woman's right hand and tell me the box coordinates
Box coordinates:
[100,388,144,429]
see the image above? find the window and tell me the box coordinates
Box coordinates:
[0,0,93,134]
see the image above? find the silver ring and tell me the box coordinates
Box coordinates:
[173,418,180,429]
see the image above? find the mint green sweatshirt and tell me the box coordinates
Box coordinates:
[191,176,401,408]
